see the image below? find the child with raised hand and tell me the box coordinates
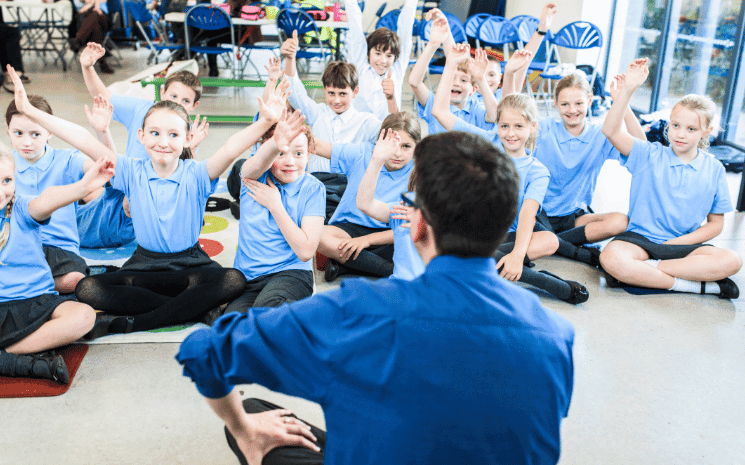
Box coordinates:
[599,59,741,298]
[409,19,498,135]
[7,68,299,335]
[312,112,421,282]
[493,94,588,304]
[225,109,327,312]
[345,0,418,120]
[0,149,113,384]
[281,32,381,173]
[532,66,646,267]
[5,94,95,294]
[356,129,424,281]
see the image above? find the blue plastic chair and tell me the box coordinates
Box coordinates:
[464,13,491,47]
[276,7,329,72]
[184,4,237,78]
[477,16,520,60]
[510,15,539,47]
[126,0,184,64]
[537,21,603,114]
[375,8,400,31]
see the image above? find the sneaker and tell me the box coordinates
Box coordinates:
[564,281,589,305]
[715,278,739,299]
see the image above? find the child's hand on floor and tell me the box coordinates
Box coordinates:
[428,17,450,46]
[84,94,113,134]
[186,115,209,149]
[539,3,558,32]
[624,58,649,89]
[497,251,524,282]
[80,43,105,68]
[243,177,282,212]
[265,56,283,82]
[338,236,371,261]
[280,30,299,60]
[390,204,414,228]
[382,71,395,100]
[372,129,401,163]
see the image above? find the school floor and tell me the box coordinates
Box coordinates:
[2,47,745,464]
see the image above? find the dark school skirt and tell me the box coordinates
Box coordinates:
[0,294,76,349]
[329,221,390,238]
[536,208,589,234]
[611,231,711,260]
[121,242,220,272]
[43,245,90,277]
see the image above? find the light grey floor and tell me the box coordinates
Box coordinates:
[2,46,745,465]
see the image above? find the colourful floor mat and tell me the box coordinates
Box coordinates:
[0,344,89,398]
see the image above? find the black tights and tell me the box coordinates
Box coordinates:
[76,267,247,332]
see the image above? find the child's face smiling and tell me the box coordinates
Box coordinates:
[450,70,473,107]
[161,82,199,113]
[498,108,535,156]
[7,115,52,164]
[138,109,189,167]
[368,46,395,76]
[555,87,589,130]
[271,133,309,184]
[0,159,15,211]
[484,60,501,94]
[324,86,358,114]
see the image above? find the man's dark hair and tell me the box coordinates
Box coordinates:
[414,132,518,257]
[366,27,401,60]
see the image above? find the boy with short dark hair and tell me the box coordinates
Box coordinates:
[282,34,381,173]
[344,0,417,120]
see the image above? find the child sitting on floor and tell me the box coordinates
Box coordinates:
[599,59,741,298]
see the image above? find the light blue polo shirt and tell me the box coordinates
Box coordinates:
[451,118,500,144]
[389,200,425,281]
[234,172,326,281]
[13,146,86,254]
[111,155,218,253]
[111,94,154,160]
[510,150,550,233]
[329,143,413,228]
[472,88,502,106]
[623,139,732,244]
[77,185,135,248]
[535,119,620,217]
[417,93,497,136]
[0,196,56,302]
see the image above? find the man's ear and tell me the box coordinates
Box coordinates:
[412,211,429,243]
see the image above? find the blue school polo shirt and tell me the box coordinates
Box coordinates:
[111,155,218,253]
[472,88,502,106]
[623,139,733,244]
[535,119,620,217]
[417,93,496,136]
[451,118,500,144]
[329,143,413,228]
[234,172,326,281]
[510,151,550,233]
[111,94,154,160]
[13,146,86,254]
[77,185,135,248]
[0,196,56,302]
[389,200,425,281]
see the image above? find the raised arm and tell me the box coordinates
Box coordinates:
[280,30,298,79]
[28,158,114,222]
[431,44,471,131]
[206,80,292,180]
[84,94,117,155]
[394,0,418,72]
[344,0,367,65]
[496,199,540,281]
[521,3,557,61]
[471,49,498,122]
[8,66,116,165]
[356,129,399,223]
[602,59,649,157]
[501,49,533,97]
[240,109,306,181]
[261,56,284,104]
[424,9,456,55]
[79,43,112,100]
[408,17,450,107]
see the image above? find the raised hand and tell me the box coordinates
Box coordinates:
[390,203,414,228]
[84,94,113,133]
[539,2,558,32]
[372,129,401,163]
[423,7,445,21]
[447,43,471,64]
[382,71,395,100]
[265,56,283,81]
[624,58,649,89]
[280,30,299,59]
[428,17,450,46]
[258,77,291,124]
[243,177,282,212]
[608,74,625,101]
[7,65,33,116]
[80,42,106,68]
[471,48,488,81]
[186,115,209,149]
[504,49,533,74]
[82,157,116,192]
[272,109,306,154]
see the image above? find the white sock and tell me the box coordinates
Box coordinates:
[645,259,660,268]
[669,278,720,294]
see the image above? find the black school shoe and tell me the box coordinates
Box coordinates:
[565,281,590,305]
[715,278,739,299]
[33,351,70,385]
[84,313,134,340]
[324,259,340,282]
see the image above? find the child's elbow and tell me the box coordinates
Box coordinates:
[298,249,315,262]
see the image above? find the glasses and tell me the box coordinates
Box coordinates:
[400,191,419,209]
